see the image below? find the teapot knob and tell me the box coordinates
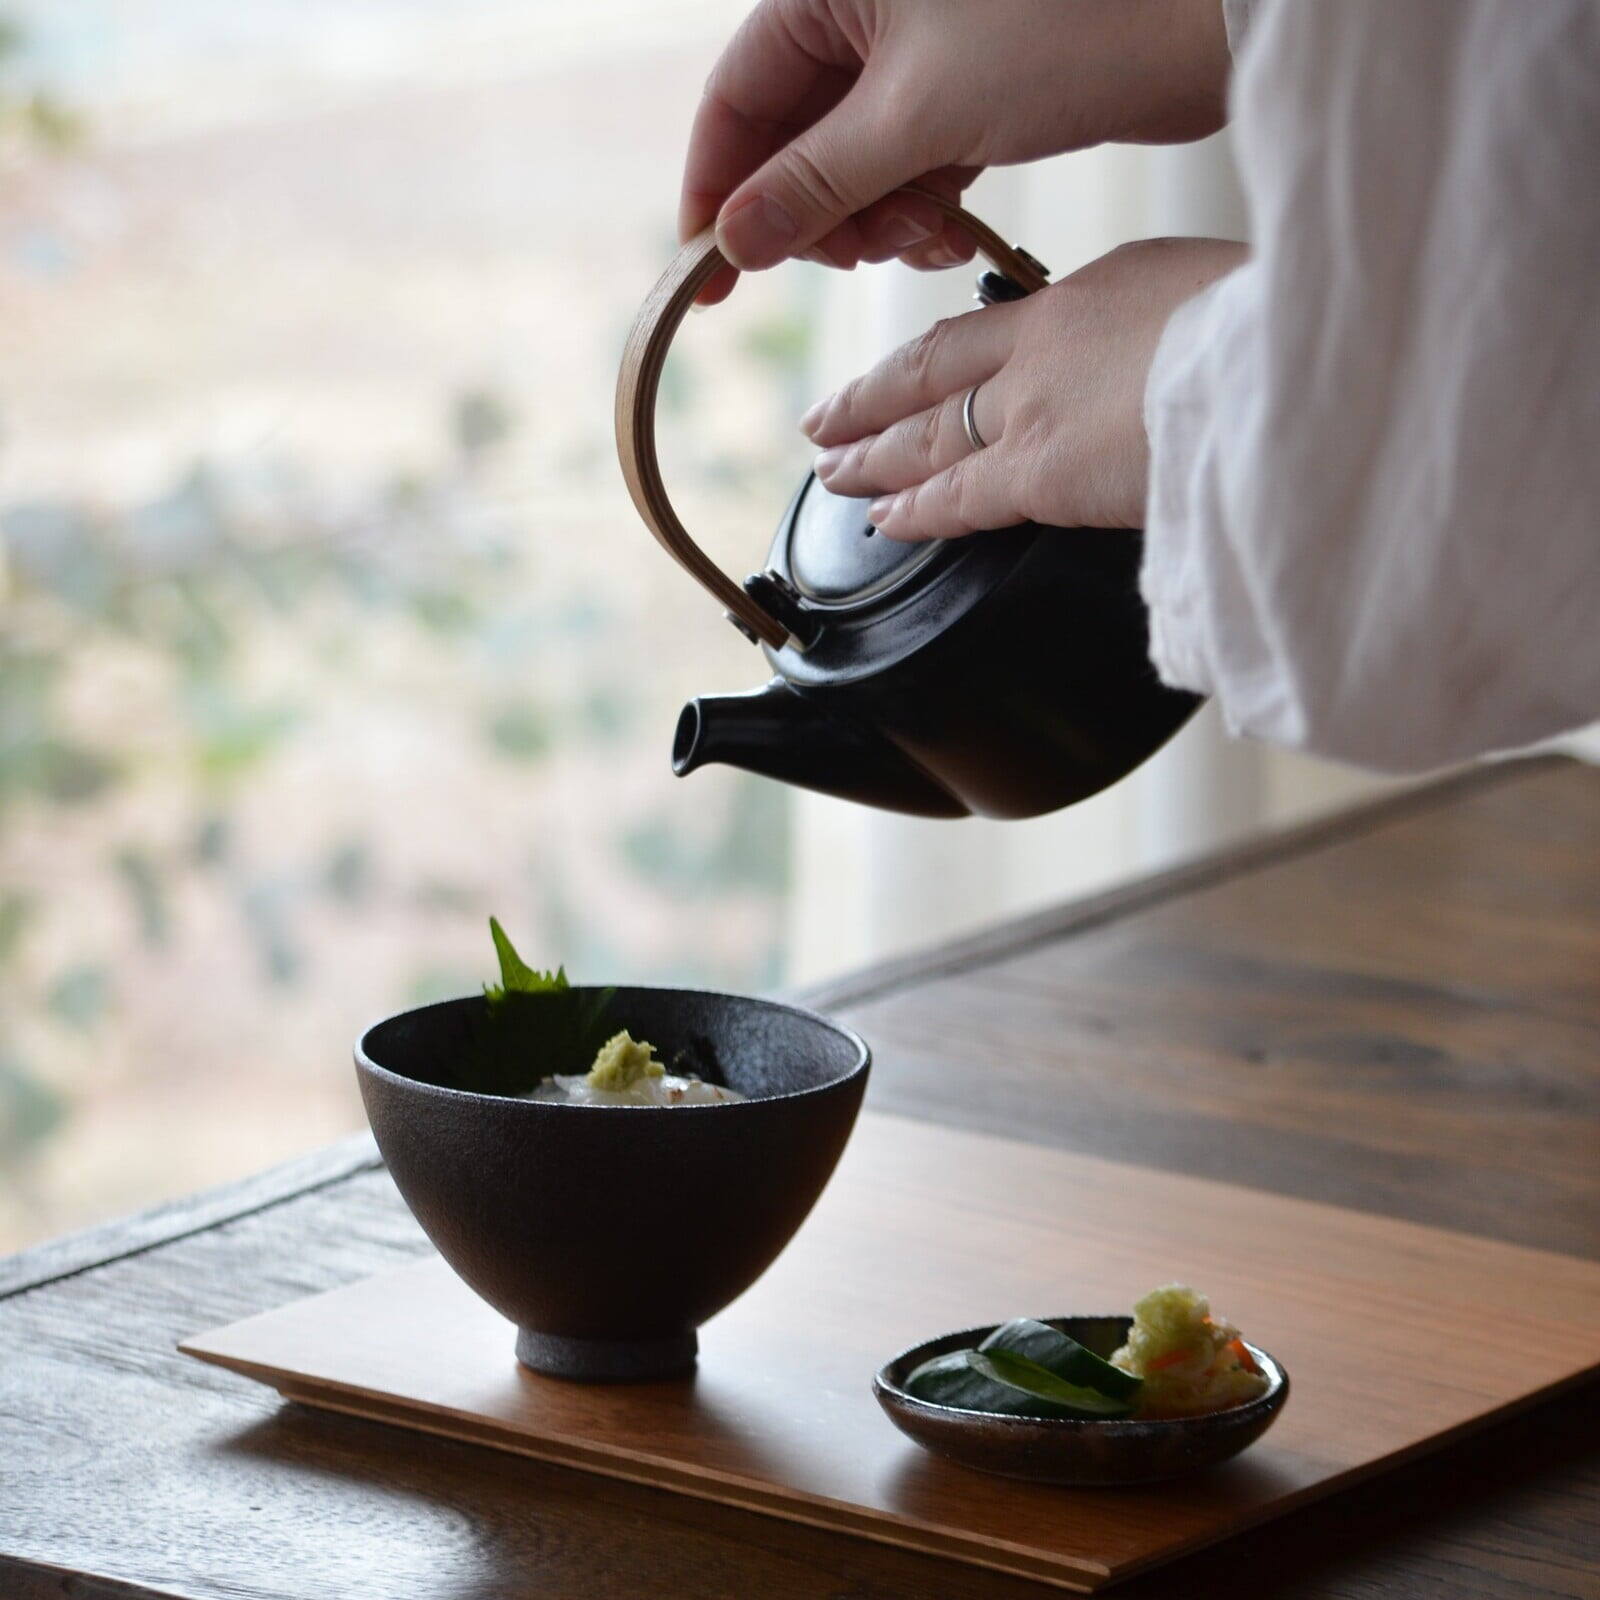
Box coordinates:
[976,246,1049,306]
[742,569,823,652]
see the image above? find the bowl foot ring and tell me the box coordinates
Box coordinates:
[515,1327,698,1382]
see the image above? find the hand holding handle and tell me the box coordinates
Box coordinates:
[615,191,1049,649]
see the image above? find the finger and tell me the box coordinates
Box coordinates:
[718,67,943,270]
[684,9,857,304]
[806,160,975,269]
[852,198,939,264]
[814,379,1001,497]
[867,444,1026,543]
[808,214,869,271]
[680,1,858,242]
[902,224,979,272]
[695,262,740,309]
[851,167,971,263]
[697,202,867,308]
[802,302,1018,445]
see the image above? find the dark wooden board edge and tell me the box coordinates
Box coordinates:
[793,757,1562,1013]
[177,1263,1600,1596]
[1107,1365,1600,1588]
[234,1354,1600,1598]
[0,1553,180,1600]
[269,1375,1106,1593]
[0,1132,381,1302]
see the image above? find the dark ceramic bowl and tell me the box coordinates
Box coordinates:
[874,1317,1288,1486]
[356,989,868,1382]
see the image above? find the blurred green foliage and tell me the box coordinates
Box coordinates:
[0,1052,64,1164]
[0,376,566,1165]
[45,963,111,1031]
[0,13,84,156]
[621,778,788,898]
[0,40,802,1192]
[454,388,515,466]
[114,847,171,948]
[739,313,812,375]
[0,361,794,1180]
[486,698,551,763]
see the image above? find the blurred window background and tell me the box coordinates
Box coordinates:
[13,2,1585,1253]
[0,0,815,1248]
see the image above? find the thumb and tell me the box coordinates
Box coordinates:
[716,81,920,271]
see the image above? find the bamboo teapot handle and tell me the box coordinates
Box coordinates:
[614,189,1049,649]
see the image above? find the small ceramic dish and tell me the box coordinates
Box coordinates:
[874,1316,1288,1486]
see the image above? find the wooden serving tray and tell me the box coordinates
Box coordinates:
[181,1113,1600,1592]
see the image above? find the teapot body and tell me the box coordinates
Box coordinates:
[755,498,1200,819]
[621,199,1199,822]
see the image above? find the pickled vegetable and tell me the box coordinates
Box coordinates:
[978,1318,1143,1404]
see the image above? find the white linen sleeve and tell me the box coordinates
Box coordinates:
[1219,0,1258,57]
[1140,0,1600,772]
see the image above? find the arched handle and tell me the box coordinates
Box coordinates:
[615,189,1049,650]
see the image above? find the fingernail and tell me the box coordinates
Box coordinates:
[814,445,848,478]
[868,496,896,524]
[799,399,828,437]
[882,213,934,251]
[717,193,799,270]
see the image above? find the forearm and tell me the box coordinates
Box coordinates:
[1141,0,1600,770]
[1090,0,1233,146]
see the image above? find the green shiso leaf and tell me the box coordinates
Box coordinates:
[446,919,614,1097]
[484,915,568,1009]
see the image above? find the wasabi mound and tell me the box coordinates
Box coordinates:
[527,1028,744,1106]
[584,1031,666,1092]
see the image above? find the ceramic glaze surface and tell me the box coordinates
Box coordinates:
[622,217,1201,820]
[679,490,1203,818]
[356,989,869,1380]
[874,1318,1289,1486]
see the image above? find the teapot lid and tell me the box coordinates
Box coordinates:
[781,475,940,607]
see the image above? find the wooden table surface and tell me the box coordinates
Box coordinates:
[5,754,1599,1600]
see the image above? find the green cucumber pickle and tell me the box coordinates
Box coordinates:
[978,1318,1144,1404]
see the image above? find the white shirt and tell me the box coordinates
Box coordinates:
[1141,0,1600,771]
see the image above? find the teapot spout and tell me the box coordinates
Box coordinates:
[674,681,966,818]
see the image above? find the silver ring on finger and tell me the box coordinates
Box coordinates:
[960,384,988,454]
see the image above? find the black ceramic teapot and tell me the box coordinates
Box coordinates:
[616,192,1200,820]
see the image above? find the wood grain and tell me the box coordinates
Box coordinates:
[5,755,1600,1600]
[0,1133,379,1300]
[179,1112,1600,1592]
[826,756,1600,1259]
